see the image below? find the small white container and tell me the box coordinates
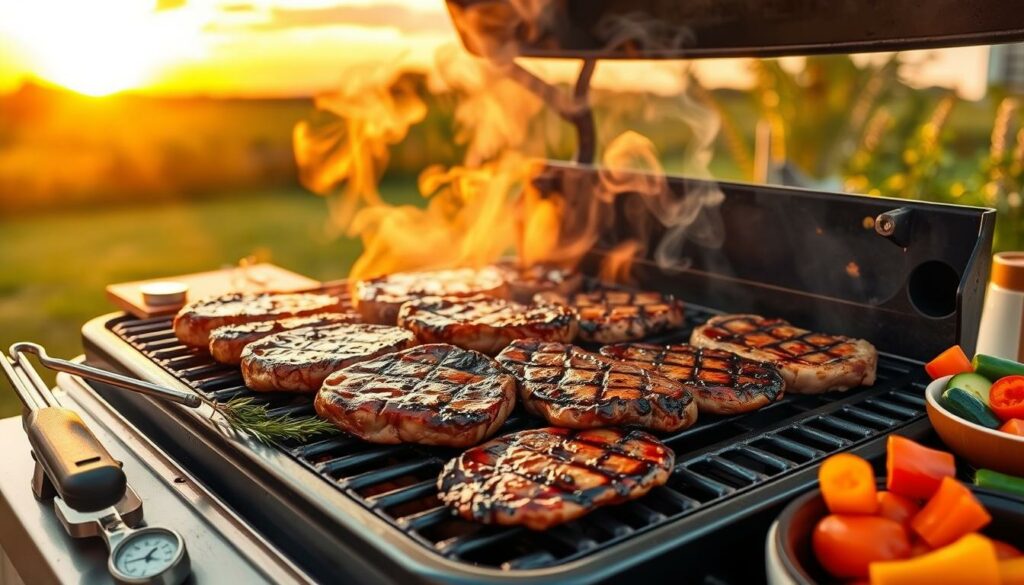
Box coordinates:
[140,281,189,307]
[977,252,1024,360]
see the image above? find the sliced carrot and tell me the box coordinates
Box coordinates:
[885,436,956,500]
[869,533,1000,585]
[999,418,1024,436]
[910,477,992,548]
[925,346,973,379]
[820,453,878,514]
[876,491,919,527]
[1001,557,1024,585]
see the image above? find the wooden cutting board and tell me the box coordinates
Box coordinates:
[106,263,322,319]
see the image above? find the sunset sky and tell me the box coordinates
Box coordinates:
[0,0,994,99]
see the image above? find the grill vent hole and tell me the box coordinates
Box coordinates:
[908,260,959,318]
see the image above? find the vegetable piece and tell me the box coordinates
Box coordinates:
[876,491,920,527]
[990,376,1024,422]
[925,346,973,379]
[1000,418,1024,436]
[868,533,1000,585]
[941,386,1002,429]
[819,453,878,514]
[812,514,910,579]
[885,436,956,500]
[946,372,993,402]
[992,538,1023,560]
[975,468,1024,498]
[909,538,932,558]
[973,353,1024,381]
[910,477,992,548]
[1001,557,1024,585]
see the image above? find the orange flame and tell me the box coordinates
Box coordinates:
[293,63,427,231]
[294,6,725,287]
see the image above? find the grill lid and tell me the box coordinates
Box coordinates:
[445,0,1024,60]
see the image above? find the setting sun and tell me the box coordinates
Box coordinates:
[0,0,204,96]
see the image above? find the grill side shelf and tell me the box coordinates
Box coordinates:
[107,310,928,572]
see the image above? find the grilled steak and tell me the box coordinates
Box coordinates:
[315,344,516,447]
[690,314,877,394]
[355,267,508,325]
[240,323,416,392]
[495,339,697,432]
[397,295,578,355]
[600,343,785,415]
[173,292,348,348]
[496,261,583,304]
[208,312,360,365]
[437,427,674,530]
[539,289,685,344]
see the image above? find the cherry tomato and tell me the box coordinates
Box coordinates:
[812,514,911,579]
[910,538,932,557]
[992,538,1023,560]
[990,376,1024,421]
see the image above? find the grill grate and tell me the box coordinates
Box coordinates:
[108,304,928,571]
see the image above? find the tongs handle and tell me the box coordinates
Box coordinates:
[0,353,127,512]
[11,343,201,408]
[26,407,127,512]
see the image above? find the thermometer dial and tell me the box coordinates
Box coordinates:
[109,527,189,585]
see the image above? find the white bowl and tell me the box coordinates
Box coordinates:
[925,375,1024,476]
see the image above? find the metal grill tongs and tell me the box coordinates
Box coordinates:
[9,342,200,408]
[0,342,199,512]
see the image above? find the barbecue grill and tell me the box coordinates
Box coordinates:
[36,2,1024,583]
[79,165,993,583]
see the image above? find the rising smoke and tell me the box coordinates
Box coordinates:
[293,0,726,283]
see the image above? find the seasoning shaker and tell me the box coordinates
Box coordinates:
[977,252,1024,360]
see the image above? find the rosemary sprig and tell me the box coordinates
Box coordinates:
[213,397,339,445]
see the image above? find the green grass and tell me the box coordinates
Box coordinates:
[0,178,419,418]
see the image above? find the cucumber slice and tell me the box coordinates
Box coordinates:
[973,354,1024,381]
[942,386,1002,429]
[947,372,993,402]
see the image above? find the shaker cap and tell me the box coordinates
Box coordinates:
[992,252,1024,292]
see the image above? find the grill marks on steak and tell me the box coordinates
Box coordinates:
[315,344,516,447]
[397,295,578,355]
[495,339,697,432]
[240,323,416,392]
[496,262,583,304]
[208,312,360,365]
[690,314,877,394]
[173,292,349,348]
[543,289,685,344]
[437,427,674,530]
[599,343,785,415]
[356,267,508,325]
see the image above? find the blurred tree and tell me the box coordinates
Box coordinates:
[748,54,904,182]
